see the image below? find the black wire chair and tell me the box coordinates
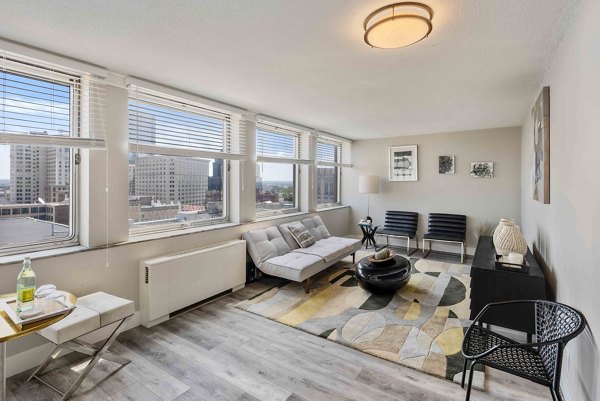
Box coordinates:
[461,300,586,401]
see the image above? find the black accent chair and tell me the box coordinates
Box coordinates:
[422,213,466,263]
[461,300,586,401]
[375,211,419,255]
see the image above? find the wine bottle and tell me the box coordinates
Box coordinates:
[17,256,36,312]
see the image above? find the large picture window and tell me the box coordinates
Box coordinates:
[0,58,92,253]
[317,137,346,208]
[255,120,311,217]
[128,87,244,232]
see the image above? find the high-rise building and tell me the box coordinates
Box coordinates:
[133,155,209,207]
[316,166,338,204]
[9,144,46,204]
[45,147,70,202]
[208,159,223,191]
[10,143,71,204]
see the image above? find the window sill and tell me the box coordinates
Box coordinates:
[317,205,349,212]
[123,221,241,245]
[253,211,309,223]
[0,245,87,266]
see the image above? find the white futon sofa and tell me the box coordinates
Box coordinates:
[243,216,361,292]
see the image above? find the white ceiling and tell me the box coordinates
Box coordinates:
[0,0,579,140]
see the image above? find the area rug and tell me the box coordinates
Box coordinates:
[236,256,485,389]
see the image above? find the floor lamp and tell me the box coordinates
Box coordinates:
[358,175,379,222]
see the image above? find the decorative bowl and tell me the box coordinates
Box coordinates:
[367,252,396,265]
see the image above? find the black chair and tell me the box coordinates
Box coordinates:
[461,300,586,401]
[422,213,466,263]
[375,211,418,255]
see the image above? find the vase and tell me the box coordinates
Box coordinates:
[494,224,527,256]
[493,218,514,253]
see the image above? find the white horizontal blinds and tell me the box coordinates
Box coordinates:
[316,136,351,167]
[256,120,312,164]
[128,86,246,160]
[0,49,106,149]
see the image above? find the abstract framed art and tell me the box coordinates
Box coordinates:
[438,155,455,174]
[532,86,550,203]
[470,162,494,178]
[389,145,418,181]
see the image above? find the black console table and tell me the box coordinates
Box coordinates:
[470,236,548,337]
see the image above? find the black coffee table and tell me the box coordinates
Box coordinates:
[356,255,412,293]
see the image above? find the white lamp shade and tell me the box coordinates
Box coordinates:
[358,175,379,194]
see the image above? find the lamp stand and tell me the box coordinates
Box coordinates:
[366,194,371,221]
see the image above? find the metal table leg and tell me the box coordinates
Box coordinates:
[1,341,6,401]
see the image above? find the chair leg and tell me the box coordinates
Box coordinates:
[461,242,465,264]
[406,237,410,256]
[422,239,426,258]
[352,252,355,264]
[461,359,468,388]
[465,361,477,401]
[550,386,562,401]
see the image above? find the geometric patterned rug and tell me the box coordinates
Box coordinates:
[236,256,485,389]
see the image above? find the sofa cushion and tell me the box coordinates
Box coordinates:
[277,222,301,250]
[288,222,315,248]
[320,236,362,255]
[302,216,331,240]
[262,253,326,282]
[243,227,292,268]
[291,238,349,263]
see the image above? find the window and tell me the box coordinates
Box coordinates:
[128,86,244,232]
[0,51,104,255]
[255,120,311,217]
[316,136,348,208]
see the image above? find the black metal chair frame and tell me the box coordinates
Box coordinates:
[422,213,466,263]
[375,211,419,256]
[461,300,586,401]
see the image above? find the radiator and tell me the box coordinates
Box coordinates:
[139,239,246,327]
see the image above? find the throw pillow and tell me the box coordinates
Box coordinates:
[288,222,315,248]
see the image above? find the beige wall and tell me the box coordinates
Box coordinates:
[520,1,599,400]
[343,127,522,254]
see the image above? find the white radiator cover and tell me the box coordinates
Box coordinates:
[140,239,246,327]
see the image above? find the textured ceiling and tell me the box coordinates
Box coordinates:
[0,0,579,139]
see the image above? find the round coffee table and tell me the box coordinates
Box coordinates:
[356,255,412,293]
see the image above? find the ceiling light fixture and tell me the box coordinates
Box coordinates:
[363,2,433,49]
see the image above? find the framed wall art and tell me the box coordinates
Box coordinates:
[470,162,494,178]
[531,86,550,203]
[389,145,418,181]
[438,155,455,174]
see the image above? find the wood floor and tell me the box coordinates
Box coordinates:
[7,251,554,401]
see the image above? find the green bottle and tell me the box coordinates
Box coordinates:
[17,256,36,312]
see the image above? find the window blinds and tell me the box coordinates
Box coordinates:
[256,120,313,164]
[128,86,246,160]
[0,50,106,149]
[317,135,351,167]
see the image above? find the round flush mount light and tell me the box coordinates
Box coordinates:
[364,2,433,49]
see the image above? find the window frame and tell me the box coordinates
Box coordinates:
[127,91,232,235]
[0,65,80,256]
[255,161,300,218]
[316,165,341,209]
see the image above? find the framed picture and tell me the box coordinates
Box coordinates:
[438,155,455,174]
[389,145,418,181]
[470,162,494,178]
[532,86,550,203]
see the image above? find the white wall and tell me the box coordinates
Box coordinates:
[343,127,522,254]
[520,1,600,400]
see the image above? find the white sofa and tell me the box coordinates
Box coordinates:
[243,216,361,291]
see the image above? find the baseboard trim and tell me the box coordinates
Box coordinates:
[6,311,140,378]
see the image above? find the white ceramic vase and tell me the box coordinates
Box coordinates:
[495,223,527,256]
[493,218,514,253]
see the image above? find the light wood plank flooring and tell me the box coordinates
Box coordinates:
[7,251,554,401]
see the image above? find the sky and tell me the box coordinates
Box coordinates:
[1,70,70,180]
